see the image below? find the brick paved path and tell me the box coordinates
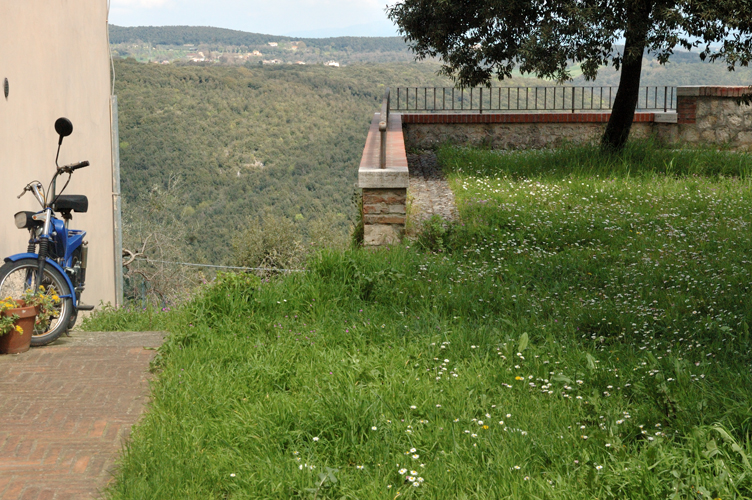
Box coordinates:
[0,331,164,500]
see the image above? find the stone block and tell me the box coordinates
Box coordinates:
[697,115,718,130]
[727,114,743,129]
[653,112,678,123]
[736,131,752,145]
[679,126,700,143]
[364,224,402,246]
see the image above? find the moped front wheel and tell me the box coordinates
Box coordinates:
[0,258,73,346]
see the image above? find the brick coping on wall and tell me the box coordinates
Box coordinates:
[677,86,751,97]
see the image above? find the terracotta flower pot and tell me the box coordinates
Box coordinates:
[0,304,38,354]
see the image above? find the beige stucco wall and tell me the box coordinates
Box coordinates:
[0,0,117,306]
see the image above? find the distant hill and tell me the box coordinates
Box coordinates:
[109,25,413,65]
[109,25,408,52]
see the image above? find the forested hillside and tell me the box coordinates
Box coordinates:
[115,41,752,288]
[115,59,454,267]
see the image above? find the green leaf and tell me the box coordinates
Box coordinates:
[518,332,529,352]
[585,353,597,370]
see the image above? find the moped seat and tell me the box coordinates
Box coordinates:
[53,195,88,213]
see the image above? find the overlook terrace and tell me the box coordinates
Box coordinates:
[358,85,752,247]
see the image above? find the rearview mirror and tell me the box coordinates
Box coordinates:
[54,117,73,145]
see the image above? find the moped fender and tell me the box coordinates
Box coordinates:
[4,253,77,307]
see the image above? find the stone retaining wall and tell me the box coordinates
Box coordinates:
[403,112,660,150]
[401,86,752,151]
[674,86,752,148]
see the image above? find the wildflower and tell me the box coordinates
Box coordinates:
[410,470,418,475]
[356,465,364,470]
[412,454,419,459]
[410,405,417,410]
[312,437,319,442]
[230,473,236,477]
[513,465,521,470]
[407,476,416,482]
[372,426,377,430]
[398,468,407,475]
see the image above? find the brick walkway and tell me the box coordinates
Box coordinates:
[0,331,164,500]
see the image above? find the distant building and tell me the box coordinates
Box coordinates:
[268,42,278,47]
[262,59,282,65]
[295,61,306,65]
[325,61,340,67]
[251,50,262,56]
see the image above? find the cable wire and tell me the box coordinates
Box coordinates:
[133,257,307,273]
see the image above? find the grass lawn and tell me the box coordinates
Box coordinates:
[87,142,752,499]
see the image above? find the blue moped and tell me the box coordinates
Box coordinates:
[0,118,94,345]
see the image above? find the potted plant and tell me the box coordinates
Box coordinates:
[0,287,59,354]
[24,286,61,333]
[0,296,37,354]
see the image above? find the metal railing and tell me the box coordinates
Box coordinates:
[379,88,390,169]
[392,86,677,114]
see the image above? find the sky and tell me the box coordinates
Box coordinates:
[108,0,401,38]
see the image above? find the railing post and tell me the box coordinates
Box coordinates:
[572,87,575,113]
[379,88,390,169]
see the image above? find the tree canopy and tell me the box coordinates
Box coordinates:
[387,0,752,149]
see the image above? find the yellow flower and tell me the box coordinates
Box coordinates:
[14,324,23,334]
[515,376,523,380]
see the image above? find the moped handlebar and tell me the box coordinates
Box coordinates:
[17,182,44,203]
[57,160,89,174]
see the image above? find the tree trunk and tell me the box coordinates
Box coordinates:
[601,1,652,151]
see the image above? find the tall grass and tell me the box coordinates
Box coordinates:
[86,142,752,499]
